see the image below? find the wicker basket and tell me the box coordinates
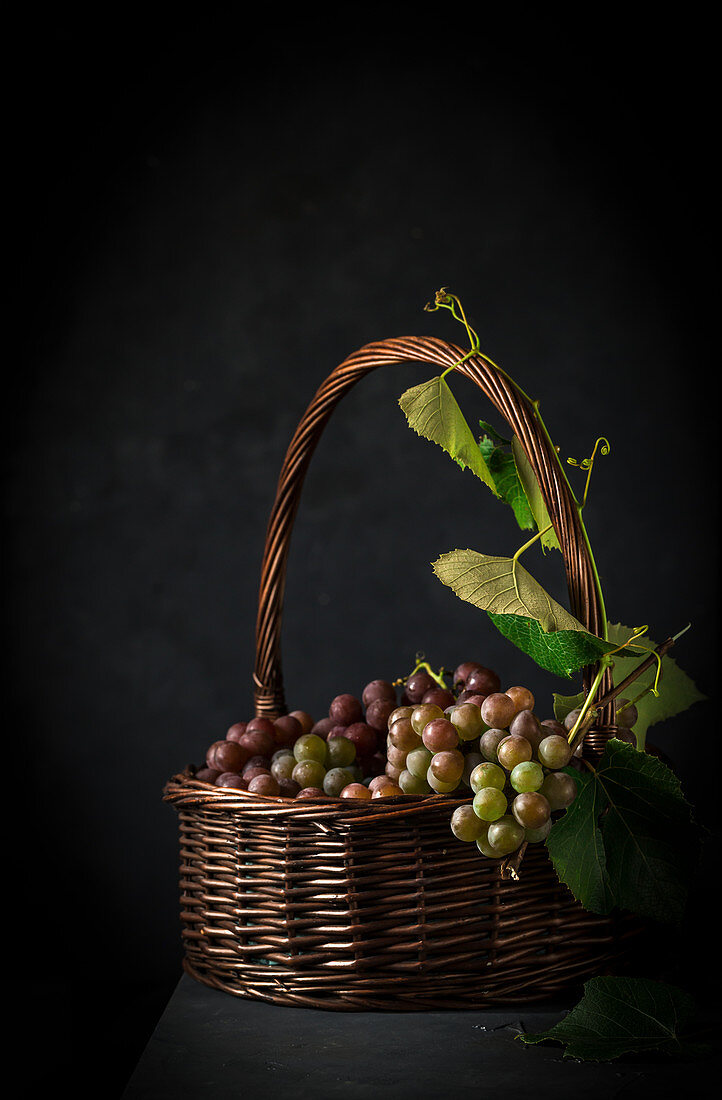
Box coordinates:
[164,336,641,1009]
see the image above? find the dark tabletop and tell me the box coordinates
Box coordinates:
[122,974,715,1098]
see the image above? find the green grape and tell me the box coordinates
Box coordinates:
[399,768,432,795]
[406,746,434,778]
[469,762,506,794]
[512,791,551,828]
[524,819,552,844]
[487,815,525,855]
[537,734,572,769]
[293,733,327,764]
[509,760,544,793]
[429,749,465,784]
[472,787,507,821]
[325,736,357,769]
[387,705,414,727]
[450,804,487,842]
[476,826,498,858]
[323,767,355,797]
[292,759,327,788]
[448,702,485,741]
[426,764,459,793]
[479,728,508,762]
[539,771,578,810]
[410,704,445,736]
[496,735,533,770]
[270,754,297,783]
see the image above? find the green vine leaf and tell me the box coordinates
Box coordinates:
[478,429,534,530]
[432,549,628,677]
[512,437,561,553]
[520,976,697,1060]
[553,691,585,724]
[547,740,698,923]
[399,376,496,490]
[606,622,706,749]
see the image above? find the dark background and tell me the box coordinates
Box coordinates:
[9,15,718,1096]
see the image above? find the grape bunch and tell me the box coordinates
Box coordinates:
[193,676,402,799]
[443,687,578,858]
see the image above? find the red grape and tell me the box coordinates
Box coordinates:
[329,694,363,725]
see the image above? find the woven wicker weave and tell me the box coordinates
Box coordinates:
[164,336,640,1009]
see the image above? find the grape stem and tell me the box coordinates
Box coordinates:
[500,841,528,880]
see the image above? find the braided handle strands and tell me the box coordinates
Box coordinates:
[253,336,612,722]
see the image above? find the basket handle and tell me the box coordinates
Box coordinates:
[253,336,612,721]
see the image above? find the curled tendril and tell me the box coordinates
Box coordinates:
[566,437,611,509]
[610,625,663,698]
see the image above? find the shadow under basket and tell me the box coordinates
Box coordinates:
[164,335,644,1010]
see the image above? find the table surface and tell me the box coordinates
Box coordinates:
[123,973,715,1099]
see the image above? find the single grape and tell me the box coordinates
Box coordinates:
[541,718,568,738]
[410,703,445,736]
[405,669,437,703]
[426,765,460,793]
[292,759,327,789]
[399,768,432,795]
[466,666,501,696]
[366,697,397,732]
[487,815,525,855]
[325,735,357,769]
[271,754,297,783]
[323,767,355,797]
[385,761,404,782]
[473,787,508,821]
[450,804,487,842]
[422,718,460,753]
[508,709,544,751]
[509,760,544,793]
[564,707,583,732]
[388,716,423,752]
[215,771,247,789]
[329,694,363,726]
[479,728,507,762]
[421,687,456,710]
[539,771,578,810]
[343,723,378,759]
[340,782,372,799]
[243,763,271,782]
[293,733,327,763]
[206,740,249,774]
[369,774,396,793]
[288,710,314,734]
[247,773,281,796]
[271,747,294,761]
[386,743,408,768]
[387,705,414,726]
[429,749,465,784]
[525,819,552,843]
[496,735,533,770]
[273,714,302,747]
[469,761,506,793]
[481,693,517,729]
[537,734,572,769]
[240,726,277,758]
[311,716,335,738]
[448,702,485,742]
[512,791,551,829]
[362,679,396,708]
[406,745,434,779]
[615,698,639,728]
[372,784,403,798]
[476,828,498,858]
[505,686,535,714]
[295,786,326,799]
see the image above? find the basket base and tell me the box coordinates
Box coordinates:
[182,929,642,1012]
